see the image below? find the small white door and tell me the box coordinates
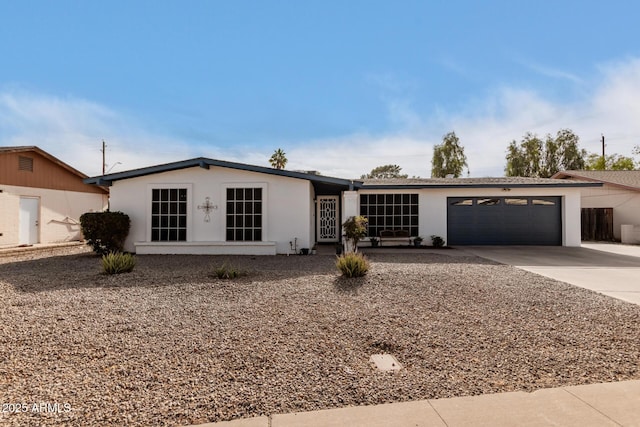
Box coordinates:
[19,197,39,245]
[317,196,339,242]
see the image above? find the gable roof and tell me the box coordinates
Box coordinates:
[0,146,109,194]
[0,146,90,179]
[83,157,359,190]
[552,170,640,192]
[84,156,601,191]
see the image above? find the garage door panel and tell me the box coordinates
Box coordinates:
[448,196,561,246]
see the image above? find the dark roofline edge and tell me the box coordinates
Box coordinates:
[357,182,602,190]
[83,157,602,190]
[83,157,358,189]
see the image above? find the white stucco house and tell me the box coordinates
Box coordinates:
[0,146,109,247]
[83,157,600,255]
[552,170,640,242]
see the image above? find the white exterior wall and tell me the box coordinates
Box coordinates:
[109,166,314,255]
[355,187,583,247]
[0,184,107,246]
[578,184,640,240]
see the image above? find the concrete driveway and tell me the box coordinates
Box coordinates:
[462,243,640,306]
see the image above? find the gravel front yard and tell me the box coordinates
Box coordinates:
[1,246,639,426]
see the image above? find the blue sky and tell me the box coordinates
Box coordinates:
[1,1,640,178]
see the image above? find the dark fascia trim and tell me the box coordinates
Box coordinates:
[83,157,357,188]
[357,182,603,190]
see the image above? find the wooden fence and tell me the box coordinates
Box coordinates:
[581,208,614,241]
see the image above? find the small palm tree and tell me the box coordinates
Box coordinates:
[269,148,288,169]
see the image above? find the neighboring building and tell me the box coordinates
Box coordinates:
[0,146,109,247]
[83,157,599,255]
[552,170,640,241]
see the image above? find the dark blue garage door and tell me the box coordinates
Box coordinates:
[447,196,562,245]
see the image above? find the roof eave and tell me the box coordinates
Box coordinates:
[1,146,90,179]
[83,157,356,188]
[552,172,640,192]
[358,182,603,190]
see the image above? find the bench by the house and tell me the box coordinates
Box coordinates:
[378,229,412,246]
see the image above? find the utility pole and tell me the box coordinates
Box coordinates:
[601,134,605,159]
[101,140,106,175]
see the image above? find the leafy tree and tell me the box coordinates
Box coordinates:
[585,153,637,170]
[505,129,586,177]
[506,132,543,177]
[361,164,408,179]
[431,131,468,178]
[269,148,287,169]
[551,128,586,172]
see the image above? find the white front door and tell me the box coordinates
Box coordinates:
[317,196,339,242]
[19,197,39,245]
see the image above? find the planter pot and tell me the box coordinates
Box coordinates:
[414,240,423,247]
[300,248,309,255]
[371,240,379,247]
[335,245,343,255]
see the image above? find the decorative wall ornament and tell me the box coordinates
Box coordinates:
[197,197,217,222]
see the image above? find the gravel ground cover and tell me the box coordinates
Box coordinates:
[1,246,639,426]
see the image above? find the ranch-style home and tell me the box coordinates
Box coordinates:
[0,146,109,247]
[84,157,600,255]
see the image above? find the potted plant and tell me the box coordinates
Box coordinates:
[413,236,423,247]
[342,216,368,253]
[370,237,379,247]
[335,242,343,255]
[431,235,445,248]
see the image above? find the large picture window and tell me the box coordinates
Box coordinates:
[226,188,262,241]
[360,193,419,238]
[151,188,187,241]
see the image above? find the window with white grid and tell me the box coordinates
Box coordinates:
[359,193,419,238]
[151,188,187,241]
[226,188,262,241]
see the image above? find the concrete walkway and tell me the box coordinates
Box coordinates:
[462,243,640,306]
[0,241,85,255]
[190,380,640,426]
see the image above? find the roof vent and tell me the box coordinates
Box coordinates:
[18,156,33,172]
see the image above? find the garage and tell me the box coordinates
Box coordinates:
[447,196,562,245]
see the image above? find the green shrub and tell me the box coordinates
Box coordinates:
[80,211,131,255]
[342,215,368,252]
[212,263,242,279]
[102,252,136,274]
[431,235,445,247]
[336,252,370,278]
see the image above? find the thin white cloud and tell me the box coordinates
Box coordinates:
[290,58,640,178]
[0,91,205,176]
[516,58,585,85]
[1,57,639,180]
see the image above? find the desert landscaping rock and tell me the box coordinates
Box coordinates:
[1,247,639,426]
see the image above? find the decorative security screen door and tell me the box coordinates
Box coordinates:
[317,196,339,242]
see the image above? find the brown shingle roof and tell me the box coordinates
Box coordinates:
[552,170,640,191]
[359,176,599,188]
